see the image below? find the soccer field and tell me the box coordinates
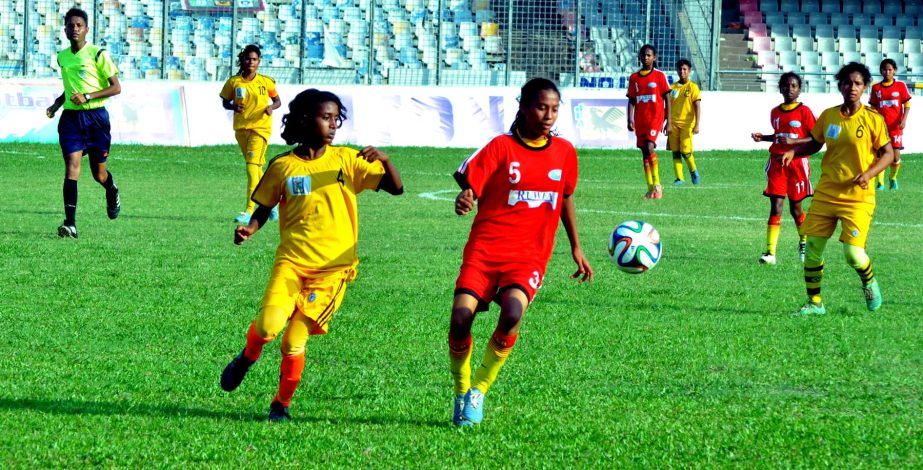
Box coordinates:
[1,143,921,467]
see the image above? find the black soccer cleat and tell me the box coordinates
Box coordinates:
[58,223,78,239]
[106,185,121,220]
[268,401,291,422]
[220,350,255,392]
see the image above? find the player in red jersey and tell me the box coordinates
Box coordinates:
[447,78,593,427]
[869,58,911,190]
[750,72,817,265]
[627,44,672,199]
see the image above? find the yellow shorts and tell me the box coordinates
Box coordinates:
[259,260,355,337]
[667,124,693,154]
[800,199,875,247]
[235,129,268,165]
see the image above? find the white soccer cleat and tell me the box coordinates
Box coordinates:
[758,252,776,265]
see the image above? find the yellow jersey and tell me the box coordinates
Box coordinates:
[668,80,700,126]
[810,105,890,206]
[56,43,119,111]
[219,73,278,139]
[251,147,386,273]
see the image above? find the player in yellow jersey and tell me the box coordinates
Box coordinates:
[782,63,894,315]
[45,8,122,239]
[667,59,701,185]
[220,45,282,224]
[219,89,403,422]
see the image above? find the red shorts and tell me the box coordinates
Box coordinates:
[889,130,904,150]
[634,125,661,148]
[455,258,544,312]
[764,155,813,202]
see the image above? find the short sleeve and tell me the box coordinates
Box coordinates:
[251,158,285,207]
[871,112,890,150]
[454,139,501,198]
[901,83,912,103]
[802,107,817,133]
[691,83,701,102]
[658,72,671,96]
[267,78,278,98]
[350,152,386,193]
[869,86,880,107]
[564,146,579,197]
[97,49,119,80]
[219,78,235,101]
[810,111,827,144]
[626,75,637,98]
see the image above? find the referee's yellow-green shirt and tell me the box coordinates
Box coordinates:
[56,43,119,111]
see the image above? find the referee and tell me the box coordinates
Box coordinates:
[46,8,121,239]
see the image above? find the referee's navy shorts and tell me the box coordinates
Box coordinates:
[58,108,111,161]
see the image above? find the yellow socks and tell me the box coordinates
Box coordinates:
[683,153,697,173]
[890,162,901,181]
[766,215,781,255]
[448,335,473,396]
[471,332,518,394]
[672,152,684,181]
[245,163,263,214]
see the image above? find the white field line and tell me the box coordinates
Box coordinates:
[417,190,923,229]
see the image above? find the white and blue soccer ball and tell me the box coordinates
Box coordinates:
[608,220,662,274]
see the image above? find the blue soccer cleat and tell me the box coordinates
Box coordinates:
[234,212,251,225]
[864,279,882,312]
[269,206,279,221]
[690,170,701,185]
[268,401,291,422]
[889,179,899,191]
[672,179,685,186]
[794,301,826,316]
[453,394,472,427]
[462,388,485,424]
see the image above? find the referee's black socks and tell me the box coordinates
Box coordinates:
[63,178,78,226]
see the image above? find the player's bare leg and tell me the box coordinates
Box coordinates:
[449,293,478,426]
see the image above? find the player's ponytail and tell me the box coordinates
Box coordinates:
[509,77,561,135]
[281,89,349,145]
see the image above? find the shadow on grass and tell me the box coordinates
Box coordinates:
[0,397,444,427]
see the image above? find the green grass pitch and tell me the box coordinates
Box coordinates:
[0,143,920,467]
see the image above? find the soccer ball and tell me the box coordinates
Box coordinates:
[608,220,662,274]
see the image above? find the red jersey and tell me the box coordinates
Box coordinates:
[454,133,579,266]
[870,80,911,131]
[627,68,671,127]
[768,102,816,157]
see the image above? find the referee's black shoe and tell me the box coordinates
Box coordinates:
[106,185,121,220]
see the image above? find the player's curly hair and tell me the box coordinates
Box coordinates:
[236,44,261,75]
[509,78,561,135]
[280,89,348,145]
[778,72,802,89]
[676,58,692,69]
[836,62,872,87]
[64,8,88,24]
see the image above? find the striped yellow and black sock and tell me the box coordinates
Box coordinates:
[683,153,697,173]
[890,162,901,180]
[471,331,518,394]
[855,260,875,285]
[766,215,781,255]
[804,262,824,305]
[672,152,684,181]
[448,335,473,396]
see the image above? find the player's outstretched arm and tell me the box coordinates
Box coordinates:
[561,196,593,283]
[234,204,273,244]
[750,132,773,142]
[455,189,475,216]
[854,142,895,189]
[359,146,404,195]
[782,138,823,166]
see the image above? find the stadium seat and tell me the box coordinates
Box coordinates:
[882,2,902,15]
[871,15,893,27]
[842,0,861,14]
[904,38,923,55]
[828,13,850,27]
[816,37,836,53]
[881,38,901,54]
[882,26,901,39]
[773,36,794,52]
[885,53,905,70]
[752,36,772,52]
[798,0,819,13]
[764,12,785,27]
[757,50,779,70]
[864,52,884,67]
[860,0,881,13]
[805,79,828,93]
[790,24,811,39]
[842,51,863,64]
[800,51,821,66]
[786,12,807,25]
[743,10,763,27]
[820,0,839,13]
[820,51,841,71]
[770,25,791,39]
[907,53,923,72]
[795,36,815,52]
[748,23,768,39]
[815,25,835,38]
[859,38,880,54]
[894,16,915,29]
[778,50,799,68]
